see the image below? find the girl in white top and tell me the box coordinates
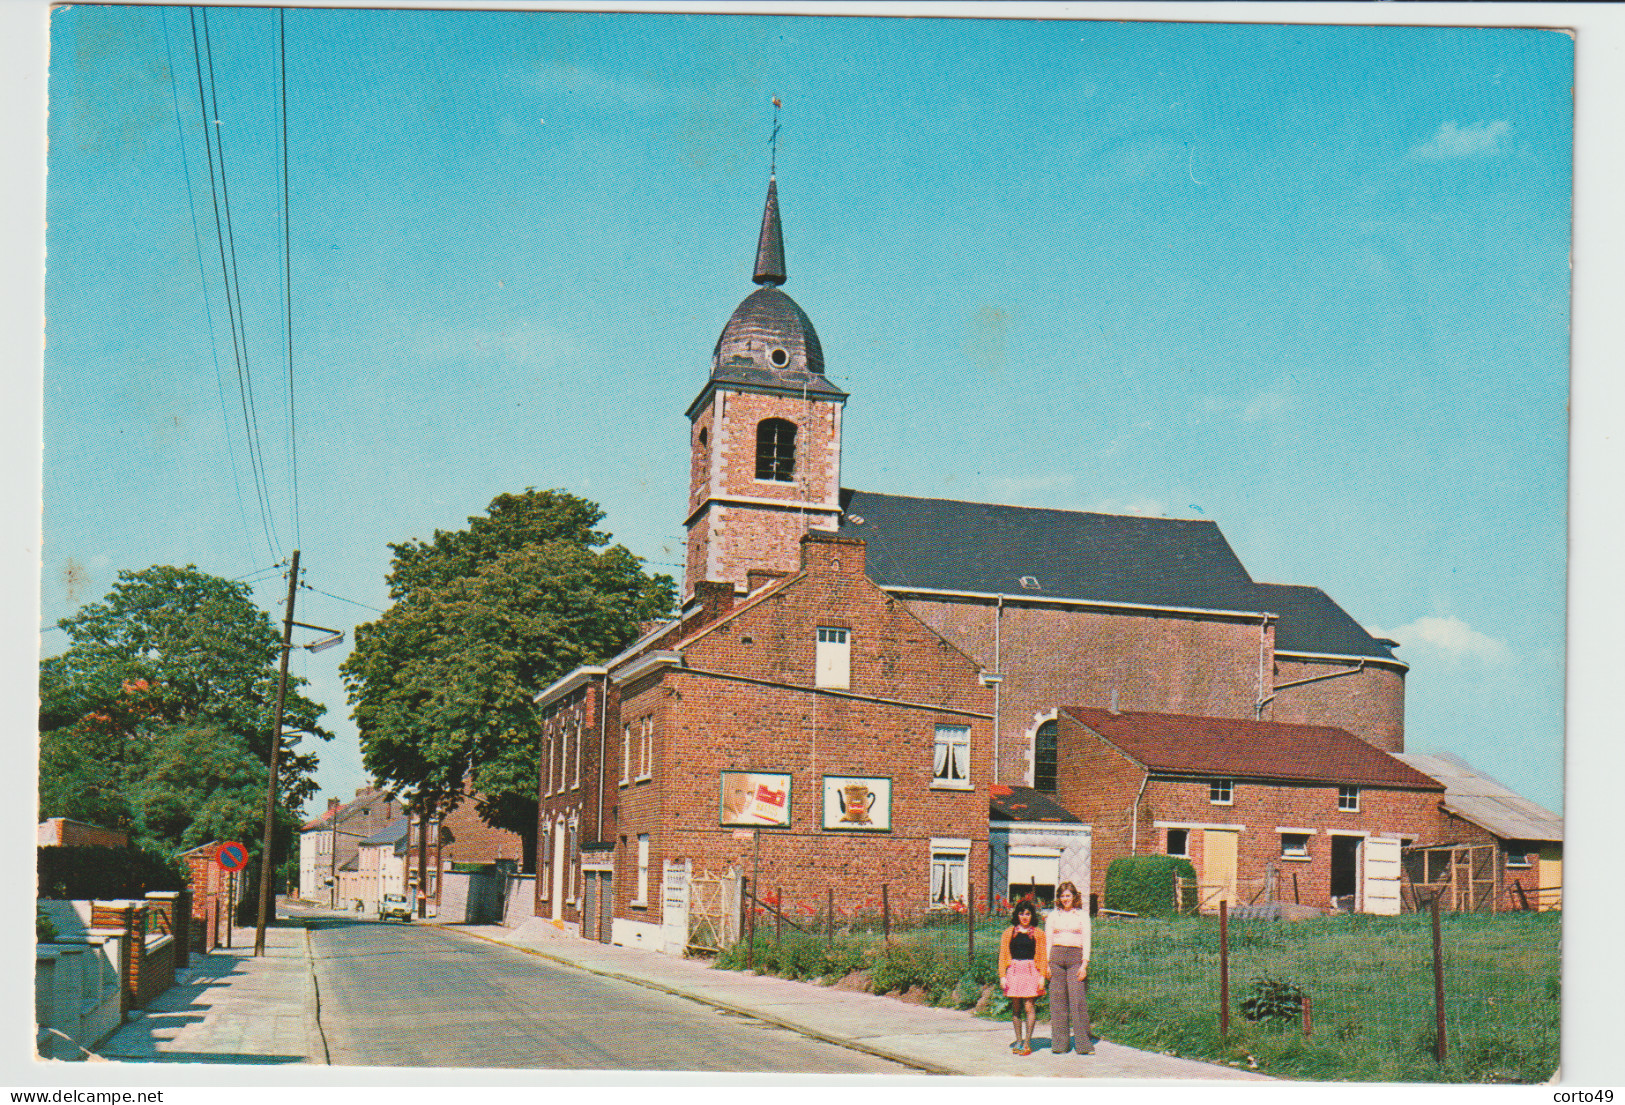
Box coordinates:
[1044,881,1094,1054]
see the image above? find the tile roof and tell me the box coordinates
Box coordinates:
[990,785,1083,823]
[836,490,1397,663]
[1395,752,1563,843]
[1064,707,1442,790]
[359,815,412,849]
[301,788,396,832]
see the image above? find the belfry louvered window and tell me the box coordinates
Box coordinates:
[756,418,797,481]
[1034,720,1058,793]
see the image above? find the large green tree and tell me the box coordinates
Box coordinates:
[341,490,675,865]
[38,565,329,854]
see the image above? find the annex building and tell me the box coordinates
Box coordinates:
[529,172,1545,949]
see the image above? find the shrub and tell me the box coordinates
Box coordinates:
[1103,854,1197,916]
[1239,977,1304,1023]
[36,911,59,943]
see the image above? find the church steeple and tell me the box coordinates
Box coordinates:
[753,176,787,287]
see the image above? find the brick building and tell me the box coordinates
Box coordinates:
[528,171,1453,944]
[1050,707,1443,911]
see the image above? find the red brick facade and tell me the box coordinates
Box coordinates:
[539,532,995,933]
[1051,710,1441,909]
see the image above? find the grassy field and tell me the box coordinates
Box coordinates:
[716,908,1561,1083]
[1089,910,1560,1083]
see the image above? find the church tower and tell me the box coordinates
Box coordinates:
[684,175,847,601]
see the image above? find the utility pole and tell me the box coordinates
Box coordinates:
[254,550,300,956]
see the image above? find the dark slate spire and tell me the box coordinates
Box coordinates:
[753,176,787,287]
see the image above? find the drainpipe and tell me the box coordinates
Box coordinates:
[1256,660,1367,718]
[994,595,1003,780]
[1129,772,1150,855]
[1256,613,1273,717]
[596,672,609,843]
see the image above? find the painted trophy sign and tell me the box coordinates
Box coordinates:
[718,771,792,828]
[822,775,892,831]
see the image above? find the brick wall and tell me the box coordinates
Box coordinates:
[685,388,843,599]
[1266,656,1406,752]
[609,533,994,925]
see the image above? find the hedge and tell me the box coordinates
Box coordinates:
[1103,854,1197,916]
[37,844,187,900]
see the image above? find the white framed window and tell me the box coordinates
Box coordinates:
[634,833,650,906]
[1210,779,1234,806]
[1338,785,1360,812]
[637,716,654,781]
[572,719,583,789]
[1166,828,1189,857]
[566,820,578,903]
[816,627,850,689]
[558,725,569,793]
[932,724,972,789]
[545,732,556,795]
[539,823,551,899]
[929,838,971,908]
[620,723,631,786]
[1281,833,1311,859]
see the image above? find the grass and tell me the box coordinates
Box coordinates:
[714,908,1560,1083]
[1090,910,1560,1083]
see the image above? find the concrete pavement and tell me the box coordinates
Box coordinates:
[452,915,1271,1082]
[96,921,325,1065]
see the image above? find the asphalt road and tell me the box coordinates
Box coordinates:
[303,913,916,1073]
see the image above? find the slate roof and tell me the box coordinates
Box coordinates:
[1065,706,1442,790]
[359,815,412,851]
[1395,752,1563,843]
[989,785,1083,823]
[836,489,1398,663]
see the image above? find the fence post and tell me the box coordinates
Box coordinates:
[1302,991,1313,1037]
[882,884,891,944]
[827,886,834,952]
[741,876,752,970]
[966,884,975,964]
[1218,898,1230,1036]
[1431,895,1447,1061]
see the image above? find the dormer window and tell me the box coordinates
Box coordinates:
[756,418,796,482]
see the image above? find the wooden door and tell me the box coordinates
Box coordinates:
[1201,829,1238,911]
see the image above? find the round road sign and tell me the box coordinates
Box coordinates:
[217,841,249,872]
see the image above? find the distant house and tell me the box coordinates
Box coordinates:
[1050,707,1444,913]
[1395,752,1563,911]
[353,815,411,913]
[298,787,402,906]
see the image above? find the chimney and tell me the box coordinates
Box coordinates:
[1110,688,1120,715]
[328,797,341,812]
[690,579,736,629]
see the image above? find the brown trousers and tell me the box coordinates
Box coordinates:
[1048,945,1092,1052]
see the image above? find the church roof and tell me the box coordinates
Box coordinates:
[835,489,1399,664]
[1065,707,1441,790]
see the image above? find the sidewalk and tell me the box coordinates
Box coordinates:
[454,917,1271,1081]
[96,922,324,1065]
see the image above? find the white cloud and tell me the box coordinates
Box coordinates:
[1409,121,1510,161]
[1374,615,1512,664]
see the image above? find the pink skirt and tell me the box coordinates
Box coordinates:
[1003,958,1044,998]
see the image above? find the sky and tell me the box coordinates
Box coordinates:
[35,3,1576,819]
[11,0,1625,1088]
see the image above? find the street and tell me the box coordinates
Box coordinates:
[300,910,915,1073]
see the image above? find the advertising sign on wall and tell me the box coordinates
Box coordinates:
[719,771,792,827]
[822,775,892,831]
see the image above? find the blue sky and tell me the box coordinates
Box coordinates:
[36,6,1576,824]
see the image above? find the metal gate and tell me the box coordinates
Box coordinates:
[687,869,740,953]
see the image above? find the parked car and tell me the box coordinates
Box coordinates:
[378,893,413,922]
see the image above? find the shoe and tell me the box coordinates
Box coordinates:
[1017,1045,1033,1056]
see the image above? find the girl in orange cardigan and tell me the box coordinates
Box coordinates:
[998,899,1048,1055]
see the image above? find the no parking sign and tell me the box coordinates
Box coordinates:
[217,841,249,872]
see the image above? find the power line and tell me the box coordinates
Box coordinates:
[192,7,280,560]
[160,7,258,568]
[299,582,385,615]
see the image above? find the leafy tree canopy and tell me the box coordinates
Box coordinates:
[38,565,329,853]
[341,490,675,853]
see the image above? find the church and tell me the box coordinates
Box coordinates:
[532,171,1433,948]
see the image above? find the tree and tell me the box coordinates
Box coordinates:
[341,490,675,866]
[38,565,329,854]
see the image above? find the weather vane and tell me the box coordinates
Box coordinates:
[770,96,782,176]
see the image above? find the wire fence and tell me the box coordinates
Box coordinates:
[713,883,1560,1082]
